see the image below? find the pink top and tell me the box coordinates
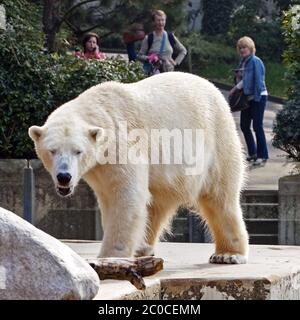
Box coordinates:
[74,51,106,60]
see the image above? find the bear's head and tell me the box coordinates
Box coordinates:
[28,123,101,197]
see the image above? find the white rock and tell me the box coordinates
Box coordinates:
[0,207,100,300]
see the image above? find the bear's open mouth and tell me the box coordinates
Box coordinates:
[57,187,71,196]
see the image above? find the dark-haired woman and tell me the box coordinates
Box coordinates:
[75,32,106,60]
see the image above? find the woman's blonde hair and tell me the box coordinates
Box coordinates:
[152,9,167,21]
[236,36,256,54]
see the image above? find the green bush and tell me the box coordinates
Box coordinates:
[181,33,288,98]
[273,5,300,162]
[0,53,145,159]
[49,54,145,112]
[200,0,284,62]
[182,33,238,71]
[0,1,145,159]
[201,0,235,36]
[228,2,284,62]
[0,0,51,158]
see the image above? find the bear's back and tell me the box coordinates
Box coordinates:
[124,72,230,132]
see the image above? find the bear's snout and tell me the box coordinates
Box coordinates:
[57,172,72,186]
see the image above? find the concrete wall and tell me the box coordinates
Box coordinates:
[1,160,299,244]
[278,174,300,245]
[0,160,102,240]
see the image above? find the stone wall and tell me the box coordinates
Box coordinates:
[0,160,25,218]
[278,174,300,245]
[0,160,102,240]
[1,160,299,244]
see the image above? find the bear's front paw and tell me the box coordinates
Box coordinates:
[209,253,247,264]
[135,245,154,257]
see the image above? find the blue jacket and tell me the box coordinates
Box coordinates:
[240,55,267,102]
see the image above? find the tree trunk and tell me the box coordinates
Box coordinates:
[45,30,58,53]
[87,256,164,290]
[42,0,61,52]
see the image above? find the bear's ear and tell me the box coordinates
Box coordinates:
[28,126,43,142]
[89,127,104,142]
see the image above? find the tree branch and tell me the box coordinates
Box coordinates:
[87,256,164,290]
[63,17,81,34]
[59,0,101,25]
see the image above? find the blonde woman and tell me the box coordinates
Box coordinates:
[229,36,269,165]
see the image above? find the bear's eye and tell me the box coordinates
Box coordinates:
[49,149,57,155]
[74,150,82,155]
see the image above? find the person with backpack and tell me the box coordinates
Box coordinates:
[123,23,146,62]
[138,10,187,75]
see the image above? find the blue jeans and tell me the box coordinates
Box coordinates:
[126,42,137,61]
[240,95,269,159]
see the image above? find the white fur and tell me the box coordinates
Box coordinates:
[29,72,249,263]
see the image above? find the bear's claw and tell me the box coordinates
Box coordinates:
[135,245,154,257]
[209,253,247,264]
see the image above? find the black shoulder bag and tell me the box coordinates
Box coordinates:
[228,89,250,112]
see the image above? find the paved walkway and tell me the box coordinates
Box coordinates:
[221,90,295,190]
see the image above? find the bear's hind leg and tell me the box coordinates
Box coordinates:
[197,194,248,264]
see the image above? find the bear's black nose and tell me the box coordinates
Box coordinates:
[57,173,72,186]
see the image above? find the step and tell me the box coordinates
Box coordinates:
[241,190,278,203]
[242,203,278,219]
[245,218,278,245]
[248,234,278,245]
[172,207,279,244]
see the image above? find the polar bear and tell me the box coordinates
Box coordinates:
[29,72,248,264]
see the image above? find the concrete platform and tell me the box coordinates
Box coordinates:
[64,241,300,300]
